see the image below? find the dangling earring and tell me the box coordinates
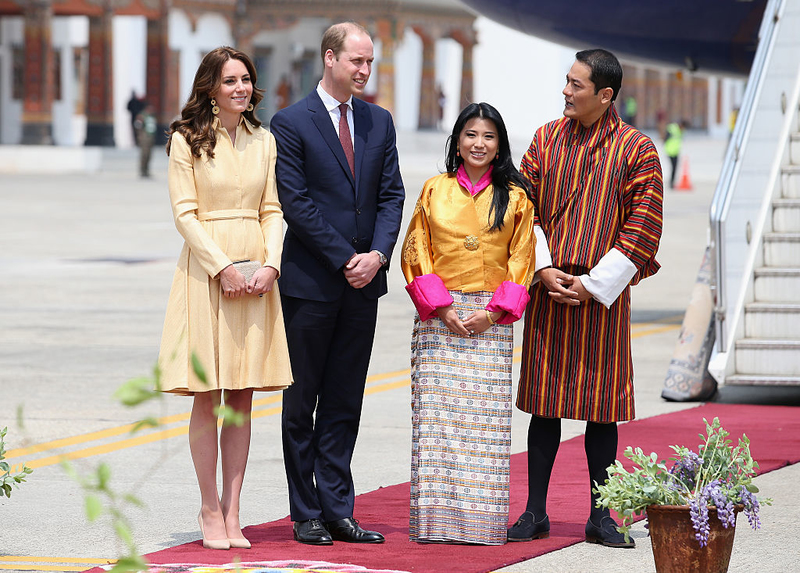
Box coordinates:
[456,148,460,157]
[210,98,220,115]
[246,103,254,112]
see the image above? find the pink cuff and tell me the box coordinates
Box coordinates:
[405,274,454,321]
[486,281,531,324]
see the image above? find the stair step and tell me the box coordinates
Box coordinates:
[754,267,800,302]
[735,339,800,376]
[784,165,800,198]
[764,233,800,266]
[726,374,800,386]
[745,302,800,337]
[773,198,800,232]
[791,133,800,166]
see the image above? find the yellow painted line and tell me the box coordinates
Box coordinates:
[366,367,412,383]
[4,413,184,460]
[365,379,410,395]
[633,324,681,338]
[0,566,94,572]
[0,557,113,564]
[251,405,282,420]
[22,426,187,470]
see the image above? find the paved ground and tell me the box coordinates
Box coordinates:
[0,129,798,572]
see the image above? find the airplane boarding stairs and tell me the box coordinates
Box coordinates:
[729,120,800,385]
[706,0,800,389]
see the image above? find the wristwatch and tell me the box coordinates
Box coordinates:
[373,250,387,266]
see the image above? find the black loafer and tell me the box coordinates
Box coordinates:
[585,516,635,548]
[507,511,550,542]
[325,517,385,543]
[293,519,333,545]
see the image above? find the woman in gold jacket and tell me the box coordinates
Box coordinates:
[159,47,292,550]
[401,102,536,545]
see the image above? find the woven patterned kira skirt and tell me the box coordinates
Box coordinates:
[409,291,513,545]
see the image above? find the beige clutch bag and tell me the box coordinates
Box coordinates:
[232,260,262,282]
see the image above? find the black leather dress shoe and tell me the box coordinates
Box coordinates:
[325,517,385,543]
[585,516,635,548]
[293,519,333,545]
[507,511,550,542]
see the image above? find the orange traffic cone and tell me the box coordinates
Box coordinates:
[676,157,693,191]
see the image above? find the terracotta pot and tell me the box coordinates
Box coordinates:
[646,504,741,573]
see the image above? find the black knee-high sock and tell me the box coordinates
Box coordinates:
[585,421,618,522]
[525,416,561,519]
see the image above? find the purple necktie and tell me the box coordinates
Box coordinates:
[338,103,355,177]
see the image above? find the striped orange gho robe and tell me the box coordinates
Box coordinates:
[517,105,663,422]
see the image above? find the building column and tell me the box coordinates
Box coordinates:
[146,6,172,145]
[85,2,115,146]
[691,76,708,130]
[414,26,437,130]
[375,18,399,115]
[452,29,475,111]
[21,0,54,145]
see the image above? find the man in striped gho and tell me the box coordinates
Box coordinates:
[508,49,664,547]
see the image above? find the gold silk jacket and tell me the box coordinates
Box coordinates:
[401,173,536,321]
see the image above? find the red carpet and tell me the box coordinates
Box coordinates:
[86,403,800,573]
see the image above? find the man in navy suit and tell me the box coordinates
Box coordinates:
[270,21,405,545]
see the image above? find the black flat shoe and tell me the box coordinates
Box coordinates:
[325,517,384,543]
[507,511,550,542]
[293,519,333,545]
[585,516,635,548]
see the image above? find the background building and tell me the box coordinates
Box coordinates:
[0,0,743,150]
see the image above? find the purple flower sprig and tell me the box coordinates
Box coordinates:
[689,495,711,547]
[594,417,773,548]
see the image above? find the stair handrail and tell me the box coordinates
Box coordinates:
[708,0,786,354]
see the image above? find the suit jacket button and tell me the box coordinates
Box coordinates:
[352,237,358,243]
[356,209,362,215]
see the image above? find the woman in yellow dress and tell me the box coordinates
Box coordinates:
[159,47,292,550]
[401,102,536,544]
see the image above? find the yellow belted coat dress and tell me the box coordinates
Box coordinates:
[159,117,293,395]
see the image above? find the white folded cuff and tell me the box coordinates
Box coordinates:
[532,226,553,284]
[579,248,638,308]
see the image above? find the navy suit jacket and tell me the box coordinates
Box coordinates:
[270,91,405,302]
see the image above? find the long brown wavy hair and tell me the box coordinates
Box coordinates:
[166,46,264,158]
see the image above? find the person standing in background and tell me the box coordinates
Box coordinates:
[127,90,145,145]
[624,95,637,127]
[664,120,688,189]
[134,101,157,178]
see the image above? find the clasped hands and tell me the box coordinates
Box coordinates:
[219,264,278,298]
[536,267,592,306]
[344,251,383,289]
[436,306,503,336]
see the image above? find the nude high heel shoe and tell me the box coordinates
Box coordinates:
[228,536,251,549]
[198,512,230,550]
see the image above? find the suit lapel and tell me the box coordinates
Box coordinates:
[308,92,355,187]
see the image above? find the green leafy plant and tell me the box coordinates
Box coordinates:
[11,353,246,571]
[1,425,33,498]
[594,417,772,546]
[67,352,244,571]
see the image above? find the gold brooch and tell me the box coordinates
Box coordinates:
[464,235,480,251]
